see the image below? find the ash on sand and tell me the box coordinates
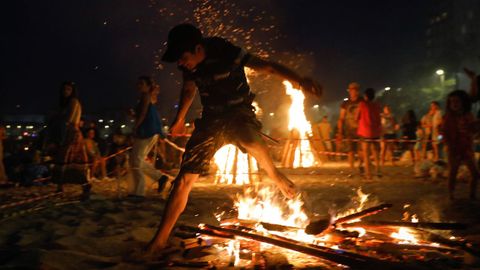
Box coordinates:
[1,163,480,269]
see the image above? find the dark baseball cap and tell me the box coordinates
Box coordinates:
[161,24,203,63]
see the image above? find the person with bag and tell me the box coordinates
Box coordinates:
[130,76,168,199]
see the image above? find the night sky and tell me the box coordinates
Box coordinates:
[0,0,431,119]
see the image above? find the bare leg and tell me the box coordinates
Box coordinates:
[409,147,415,166]
[432,143,439,161]
[465,158,478,199]
[371,142,381,176]
[100,158,107,179]
[357,143,364,171]
[381,140,386,166]
[421,138,428,160]
[448,160,459,200]
[362,141,371,179]
[147,172,200,253]
[240,140,296,199]
[387,142,396,166]
[348,151,355,170]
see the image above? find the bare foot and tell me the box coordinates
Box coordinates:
[137,243,179,262]
[145,240,167,256]
[275,174,296,199]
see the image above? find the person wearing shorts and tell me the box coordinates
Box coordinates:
[337,82,363,174]
[146,24,322,254]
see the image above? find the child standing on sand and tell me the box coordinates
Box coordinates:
[442,90,478,200]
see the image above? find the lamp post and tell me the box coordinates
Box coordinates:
[435,69,445,87]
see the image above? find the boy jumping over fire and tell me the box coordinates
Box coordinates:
[147,24,322,254]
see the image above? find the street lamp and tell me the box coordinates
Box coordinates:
[435,69,445,86]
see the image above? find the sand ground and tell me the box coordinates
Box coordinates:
[1,162,479,269]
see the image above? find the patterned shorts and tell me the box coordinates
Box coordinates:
[180,105,262,174]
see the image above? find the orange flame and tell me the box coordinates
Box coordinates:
[213,144,258,185]
[284,81,316,168]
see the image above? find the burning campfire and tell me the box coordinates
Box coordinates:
[282,81,320,168]
[213,145,259,185]
[172,188,478,269]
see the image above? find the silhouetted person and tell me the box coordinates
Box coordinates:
[147,24,321,254]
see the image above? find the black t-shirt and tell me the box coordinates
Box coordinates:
[340,98,362,133]
[182,37,252,109]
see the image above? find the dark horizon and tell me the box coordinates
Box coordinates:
[0,0,430,118]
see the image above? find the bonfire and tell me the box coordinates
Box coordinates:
[281,81,320,168]
[173,187,477,269]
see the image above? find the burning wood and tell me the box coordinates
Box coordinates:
[191,183,473,268]
[175,206,473,268]
[341,220,468,231]
[203,224,405,269]
[305,203,393,235]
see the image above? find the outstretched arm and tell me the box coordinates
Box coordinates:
[245,55,322,97]
[170,80,197,136]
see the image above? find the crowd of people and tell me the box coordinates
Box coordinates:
[312,72,479,200]
[0,77,191,199]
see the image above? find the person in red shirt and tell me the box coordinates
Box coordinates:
[357,88,382,180]
[442,90,478,200]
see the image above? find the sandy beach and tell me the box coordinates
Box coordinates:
[1,164,480,269]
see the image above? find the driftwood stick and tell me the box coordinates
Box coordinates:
[176,224,235,239]
[305,203,393,235]
[221,218,302,232]
[417,229,480,258]
[334,203,394,224]
[341,221,467,230]
[204,224,406,269]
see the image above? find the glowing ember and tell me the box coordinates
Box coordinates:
[213,144,258,185]
[284,81,317,168]
[226,239,241,266]
[390,227,419,244]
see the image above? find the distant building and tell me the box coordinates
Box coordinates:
[426,0,480,88]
